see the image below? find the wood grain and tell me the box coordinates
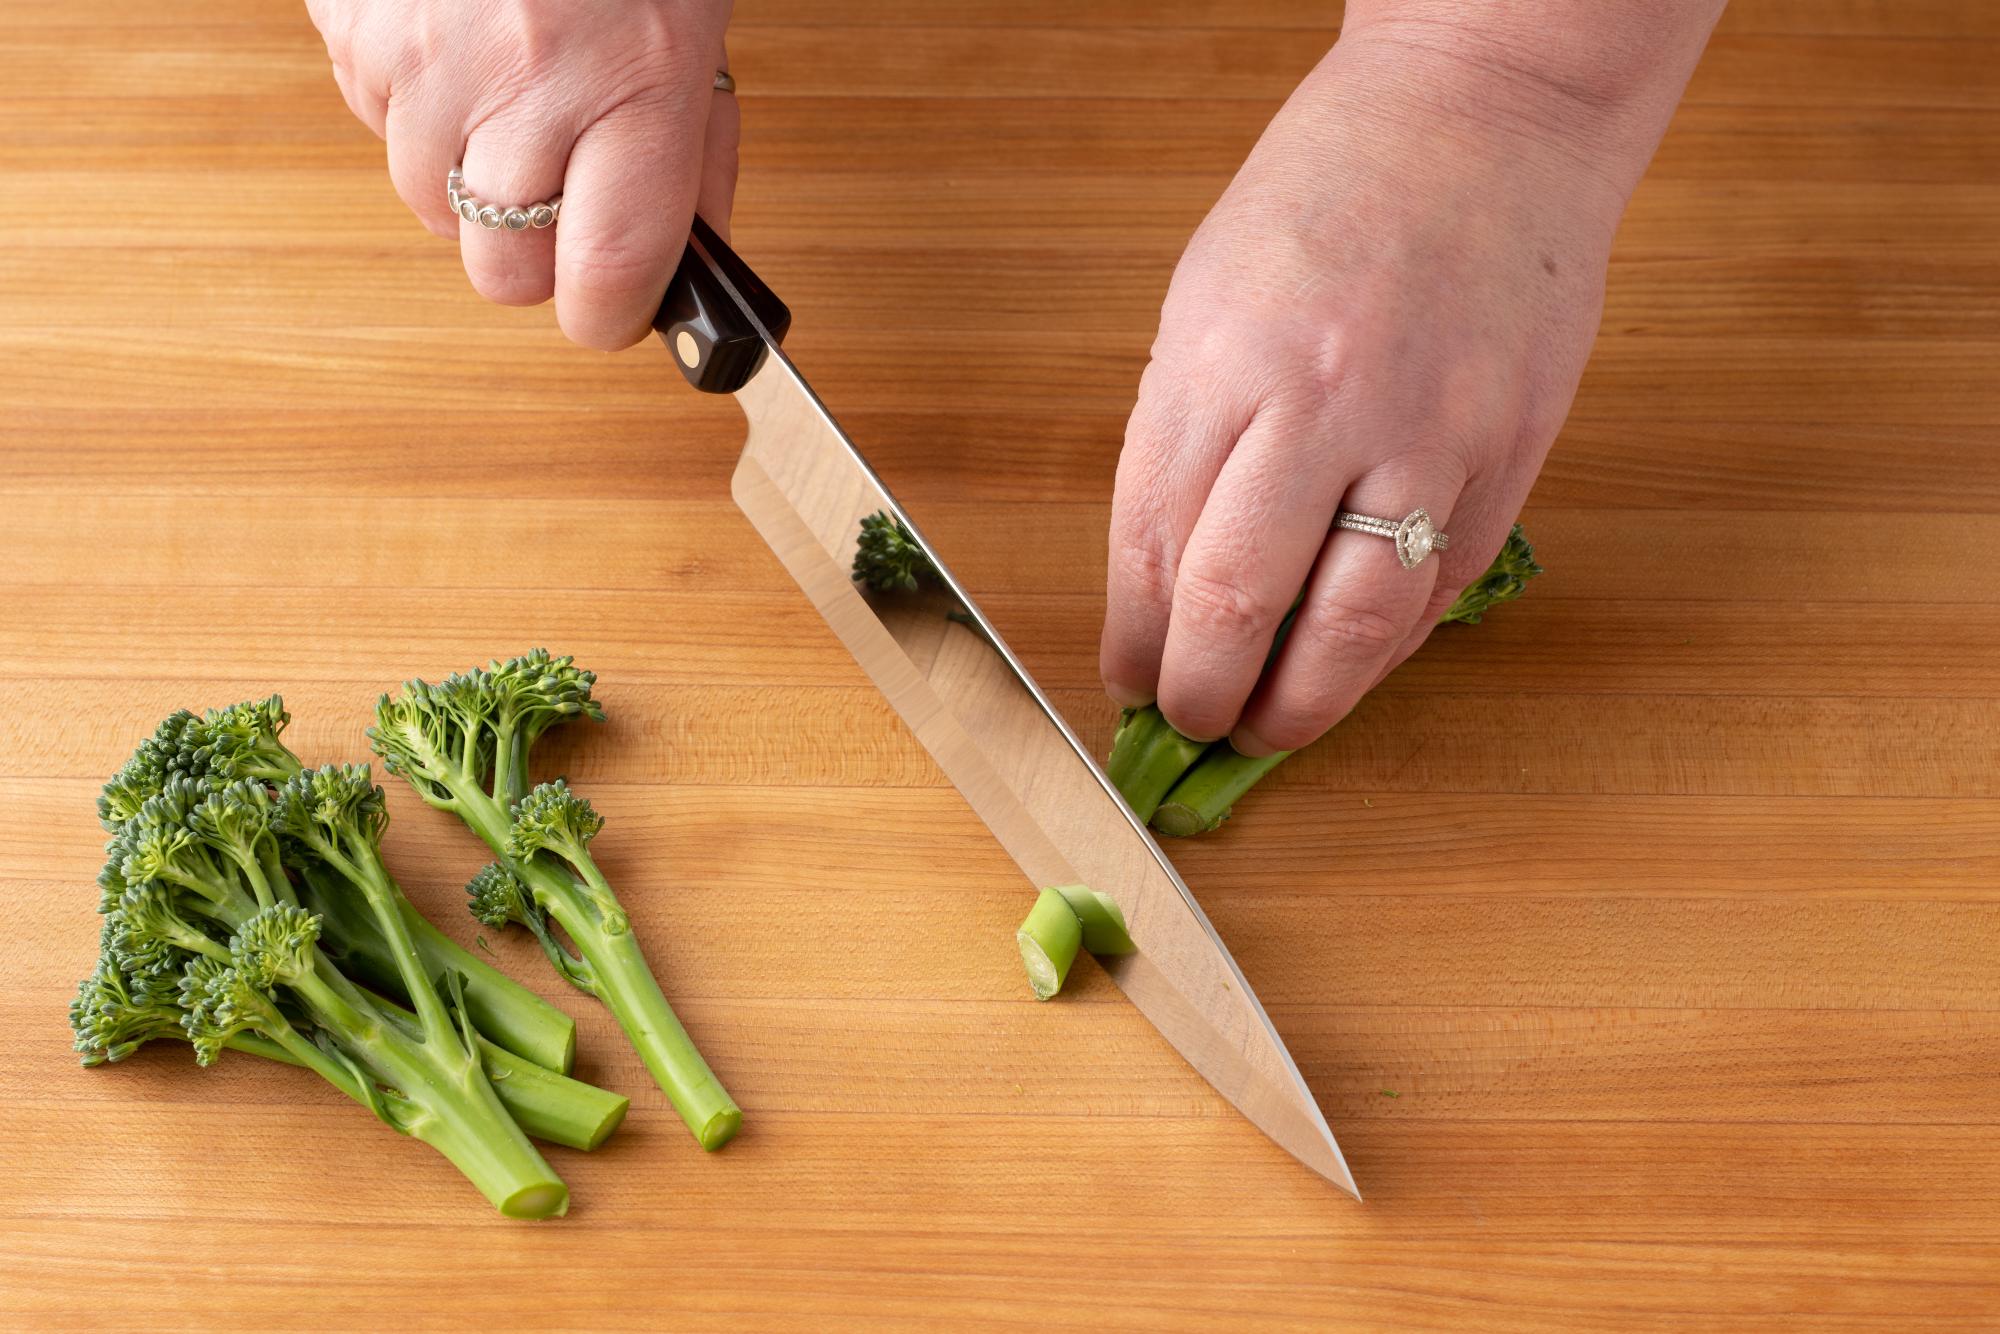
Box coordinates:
[3,0,1999,1329]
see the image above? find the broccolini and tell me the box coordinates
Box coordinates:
[98,696,577,1072]
[76,766,575,1216]
[371,651,742,1151]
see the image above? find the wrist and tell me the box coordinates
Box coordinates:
[1327,1,1722,208]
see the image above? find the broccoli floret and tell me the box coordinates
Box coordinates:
[851,510,940,593]
[1439,523,1544,625]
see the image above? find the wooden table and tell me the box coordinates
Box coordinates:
[4,2,1997,1328]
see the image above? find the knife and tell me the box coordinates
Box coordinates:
[653,218,1356,1197]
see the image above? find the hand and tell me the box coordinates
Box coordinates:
[307,0,737,349]
[1100,29,1637,757]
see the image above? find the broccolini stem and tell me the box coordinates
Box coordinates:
[297,863,578,1074]
[248,1015,373,1108]
[324,838,460,1049]
[286,961,570,1217]
[258,839,299,909]
[1016,887,1084,1001]
[1105,706,1212,822]
[1151,747,1293,838]
[526,861,741,1150]
[472,1036,629,1152]
[367,988,626,1151]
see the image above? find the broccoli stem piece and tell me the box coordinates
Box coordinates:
[1017,887,1084,1001]
[297,863,576,1074]
[1151,749,1291,838]
[372,652,742,1151]
[1105,707,1213,823]
[1050,883,1136,956]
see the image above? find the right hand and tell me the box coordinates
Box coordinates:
[307,0,737,349]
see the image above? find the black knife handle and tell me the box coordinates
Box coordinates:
[654,215,791,395]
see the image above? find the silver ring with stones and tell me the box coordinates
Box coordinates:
[1334,508,1451,569]
[446,167,560,232]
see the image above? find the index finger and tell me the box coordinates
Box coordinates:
[555,83,711,351]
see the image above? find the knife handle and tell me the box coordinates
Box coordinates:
[654,215,792,395]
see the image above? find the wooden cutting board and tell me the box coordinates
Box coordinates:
[4,2,1998,1328]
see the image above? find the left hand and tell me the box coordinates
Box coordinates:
[1099,29,1629,756]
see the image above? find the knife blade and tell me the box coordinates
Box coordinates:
[655,219,1356,1196]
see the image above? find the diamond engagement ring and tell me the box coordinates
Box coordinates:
[1334,508,1452,569]
[447,70,736,230]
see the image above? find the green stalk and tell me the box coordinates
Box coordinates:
[298,862,577,1073]
[1106,706,1212,821]
[253,749,578,1072]
[1016,887,1083,1001]
[287,965,569,1218]
[1050,884,1135,955]
[1151,747,1292,838]
[474,1036,629,1152]
[369,990,626,1151]
[525,860,741,1150]
[225,1008,624,1151]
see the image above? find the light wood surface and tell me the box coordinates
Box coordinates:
[3,1,1997,1328]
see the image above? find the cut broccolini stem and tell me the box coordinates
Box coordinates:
[1049,884,1135,956]
[1015,885,1135,1000]
[1105,707,1214,822]
[1151,748,1292,838]
[1017,888,1084,1001]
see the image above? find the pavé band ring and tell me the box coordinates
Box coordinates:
[448,70,736,230]
[1333,508,1451,569]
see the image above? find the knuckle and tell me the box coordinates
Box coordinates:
[1299,597,1406,659]
[1256,703,1341,753]
[1174,566,1285,642]
[1109,535,1177,608]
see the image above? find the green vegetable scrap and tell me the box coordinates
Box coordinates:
[371,651,741,1151]
[1114,524,1544,837]
[1015,884,1135,1001]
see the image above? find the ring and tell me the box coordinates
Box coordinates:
[1334,508,1451,569]
[447,69,733,230]
[446,167,559,232]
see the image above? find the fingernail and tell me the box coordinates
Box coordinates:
[1106,682,1155,709]
[1231,728,1279,759]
